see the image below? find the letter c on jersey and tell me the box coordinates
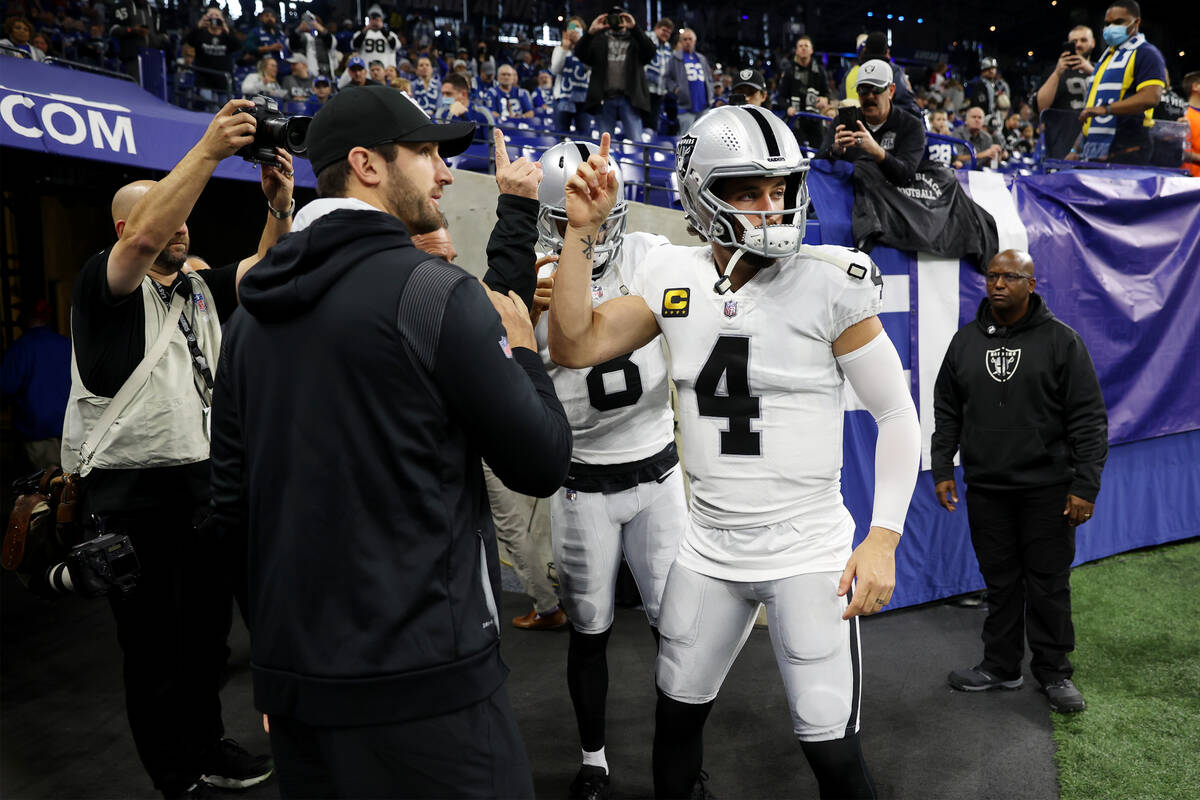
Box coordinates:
[662,287,690,317]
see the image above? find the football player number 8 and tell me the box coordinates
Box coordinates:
[586,354,643,411]
[696,336,761,456]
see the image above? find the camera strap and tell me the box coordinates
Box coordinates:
[77,293,185,475]
[151,276,215,407]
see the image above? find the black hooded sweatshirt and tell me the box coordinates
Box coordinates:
[210,207,572,727]
[931,293,1108,501]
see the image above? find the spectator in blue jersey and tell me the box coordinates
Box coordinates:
[665,28,713,134]
[491,64,535,120]
[333,18,355,55]
[1,299,71,470]
[436,71,496,135]
[302,75,333,115]
[643,17,674,132]
[477,60,498,101]
[410,54,442,114]
[550,16,592,133]
[532,69,555,119]
[1069,0,1166,165]
[575,8,657,142]
[243,5,290,76]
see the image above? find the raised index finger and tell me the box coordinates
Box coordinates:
[492,127,511,170]
[597,132,610,163]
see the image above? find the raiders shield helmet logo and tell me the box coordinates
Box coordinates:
[676,135,697,175]
[986,347,1022,382]
[880,131,896,150]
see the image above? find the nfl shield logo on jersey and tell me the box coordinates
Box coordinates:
[986,347,1021,382]
[724,300,738,318]
[592,284,604,301]
[565,488,577,502]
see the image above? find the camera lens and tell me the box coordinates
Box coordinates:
[282,117,311,154]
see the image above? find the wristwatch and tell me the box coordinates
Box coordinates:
[268,198,295,219]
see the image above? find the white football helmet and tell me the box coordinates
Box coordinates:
[675,105,810,265]
[536,140,629,273]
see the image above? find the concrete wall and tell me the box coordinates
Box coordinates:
[442,168,695,278]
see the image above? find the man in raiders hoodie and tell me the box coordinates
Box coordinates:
[931,249,1108,715]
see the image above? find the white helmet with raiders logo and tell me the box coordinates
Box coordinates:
[536,140,629,272]
[675,105,810,292]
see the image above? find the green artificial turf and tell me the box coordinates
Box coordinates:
[1054,538,1200,800]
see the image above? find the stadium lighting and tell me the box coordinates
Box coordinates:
[917,18,924,23]
[886,13,893,19]
[989,25,997,31]
[898,15,905,21]
[1181,50,1187,56]
[557,15,564,21]
[867,11,874,17]
[1027,50,1034,56]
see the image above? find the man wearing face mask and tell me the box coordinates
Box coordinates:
[1069,0,1166,164]
[434,72,496,135]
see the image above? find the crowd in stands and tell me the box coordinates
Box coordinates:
[2,0,1194,175]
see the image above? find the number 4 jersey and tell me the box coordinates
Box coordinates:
[536,232,676,467]
[629,241,884,578]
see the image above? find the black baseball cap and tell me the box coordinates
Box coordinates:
[306,85,475,174]
[732,68,765,93]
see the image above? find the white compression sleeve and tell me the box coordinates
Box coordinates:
[836,331,922,535]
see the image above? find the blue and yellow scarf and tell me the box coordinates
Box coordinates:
[1081,33,1148,160]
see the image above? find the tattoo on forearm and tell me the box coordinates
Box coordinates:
[580,234,595,261]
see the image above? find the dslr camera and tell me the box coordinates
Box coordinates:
[237,95,312,166]
[45,520,140,598]
[606,6,627,29]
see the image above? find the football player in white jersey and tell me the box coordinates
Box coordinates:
[534,141,687,800]
[547,108,922,799]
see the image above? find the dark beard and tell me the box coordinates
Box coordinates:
[154,247,187,273]
[386,162,441,235]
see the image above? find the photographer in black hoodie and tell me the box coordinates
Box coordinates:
[931,249,1107,715]
[209,86,572,797]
